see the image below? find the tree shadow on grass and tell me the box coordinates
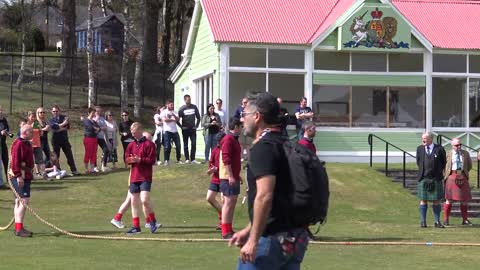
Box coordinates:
[31,186,67,191]
[315,236,416,242]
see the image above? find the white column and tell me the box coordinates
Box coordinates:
[305,49,313,107]
[219,44,229,119]
[425,51,432,132]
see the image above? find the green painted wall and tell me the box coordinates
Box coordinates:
[313,73,426,87]
[319,29,338,47]
[174,7,221,160]
[314,131,422,152]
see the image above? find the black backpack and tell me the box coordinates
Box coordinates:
[281,141,330,227]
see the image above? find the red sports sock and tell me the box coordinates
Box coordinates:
[132,217,140,228]
[460,204,469,221]
[227,223,233,233]
[148,212,156,222]
[15,223,23,231]
[114,213,123,221]
[443,203,452,223]
[221,223,229,236]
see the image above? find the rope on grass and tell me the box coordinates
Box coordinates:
[6,179,480,246]
[0,217,14,231]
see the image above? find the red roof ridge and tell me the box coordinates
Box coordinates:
[307,0,342,43]
[392,0,480,5]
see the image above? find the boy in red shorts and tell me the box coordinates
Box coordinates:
[206,132,226,230]
[124,123,158,235]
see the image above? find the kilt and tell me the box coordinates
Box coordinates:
[445,171,472,201]
[417,178,444,201]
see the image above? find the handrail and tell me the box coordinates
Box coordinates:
[436,134,480,189]
[368,134,415,188]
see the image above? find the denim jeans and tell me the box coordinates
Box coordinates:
[163,131,181,162]
[182,128,197,161]
[236,228,309,270]
[204,133,218,161]
[0,160,3,186]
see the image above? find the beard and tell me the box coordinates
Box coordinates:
[243,123,257,138]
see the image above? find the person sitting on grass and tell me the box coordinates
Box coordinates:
[45,152,67,180]
[206,131,226,230]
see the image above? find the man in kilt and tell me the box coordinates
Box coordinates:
[443,138,473,226]
[416,132,447,228]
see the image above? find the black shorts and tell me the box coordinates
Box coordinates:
[208,183,220,192]
[11,178,31,198]
[129,181,152,193]
[220,180,240,197]
[33,147,44,165]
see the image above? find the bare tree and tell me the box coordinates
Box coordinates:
[160,0,172,66]
[15,0,36,90]
[133,0,145,118]
[100,0,108,17]
[120,0,131,112]
[87,0,96,107]
[56,0,76,77]
[143,0,160,64]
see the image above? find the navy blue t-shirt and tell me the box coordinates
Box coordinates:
[295,106,313,129]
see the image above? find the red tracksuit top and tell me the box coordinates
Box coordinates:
[125,137,156,183]
[10,138,34,181]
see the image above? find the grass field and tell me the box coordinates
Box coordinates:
[2,151,480,269]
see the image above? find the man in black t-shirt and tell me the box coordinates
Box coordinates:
[229,93,309,269]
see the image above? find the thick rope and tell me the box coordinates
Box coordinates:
[5,179,480,246]
[0,217,14,231]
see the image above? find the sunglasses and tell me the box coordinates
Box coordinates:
[454,144,462,147]
[122,114,128,116]
[52,111,59,113]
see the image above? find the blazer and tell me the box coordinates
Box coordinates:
[443,149,472,180]
[416,143,447,181]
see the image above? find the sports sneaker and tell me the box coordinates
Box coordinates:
[15,228,33,237]
[149,220,160,233]
[111,219,125,229]
[126,227,141,235]
[184,160,190,164]
[164,160,169,166]
[102,166,112,173]
[177,160,185,165]
[71,171,80,176]
[191,160,202,165]
[92,167,100,173]
[221,232,234,240]
[145,222,163,229]
[156,161,162,166]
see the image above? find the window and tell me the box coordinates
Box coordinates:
[389,53,423,72]
[192,75,214,117]
[313,85,350,127]
[388,87,425,128]
[433,54,467,73]
[432,77,466,127]
[470,55,480,74]
[351,86,387,127]
[228,72,266,114]
[230,48,266,67]
[268,49,304,69]
[269,74,305,123]
[469,78,480,127]
[352,53,387,72]
[314,51,349,71]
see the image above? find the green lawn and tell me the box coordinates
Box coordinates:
[2,156,480,268]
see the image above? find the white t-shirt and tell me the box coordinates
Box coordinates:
[215,109,226,126]
[160,109,179,133]
[105,120,117,146]
[153,113,163,134]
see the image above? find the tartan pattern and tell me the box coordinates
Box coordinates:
[417,178,444,201]
[445,174,472,201]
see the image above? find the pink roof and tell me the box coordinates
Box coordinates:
[392,0,480,49]
[202,0,355,45]
[202,0,480,49]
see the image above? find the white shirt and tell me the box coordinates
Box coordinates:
[105,120,117,147]
[160,109,179,133]
[451,151,463,170]
[425,143,434,155]
[215,109,226,125]
[153,113,163,134]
